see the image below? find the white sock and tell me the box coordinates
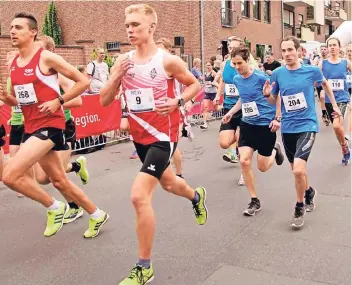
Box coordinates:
[47,198,61,210]
[90,208,103,219]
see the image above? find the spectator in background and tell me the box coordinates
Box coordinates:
[263,52,281,76]
[213,59,221,72]
[210,55,217,66]
[299,46,311,65]
[191,58,204,81]
[256,57,262,65]
[77,65,89,93]
[86,48,109,93]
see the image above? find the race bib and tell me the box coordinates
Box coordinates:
[328,79,344,91]
[346,75,351,83]
[242,101,260,118]
[125,88,155,113]
[225,84,239,97]
[283,92,307,113]
[12,105,22,113]
[13,83,38,105]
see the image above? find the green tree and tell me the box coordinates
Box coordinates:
[42,1,62,45]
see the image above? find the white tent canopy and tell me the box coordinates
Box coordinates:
[328,21,352,47]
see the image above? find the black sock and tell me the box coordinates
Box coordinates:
[322,110,327,116]
[192,191,200,204]
[296,202,304,208]
[68,202,79,209]
[251,197,259,202]
[176,174,184,179]
[71,161,81,173]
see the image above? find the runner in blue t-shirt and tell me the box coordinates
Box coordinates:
[222,47,285,216]
[263,36,341,229]
[319,37,351,166]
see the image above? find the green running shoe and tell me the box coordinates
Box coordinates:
[76,156,89,185]
[193,187,208,225]
[119,264,154,285]
[83,212,109,238]
[64,206,84,224]
[44,202,68,237]
[222,152,238,163]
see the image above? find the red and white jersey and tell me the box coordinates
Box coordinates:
[10,48,65,133]
[122,48,180,145]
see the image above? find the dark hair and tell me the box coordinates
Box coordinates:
[327,37,341,47]
[320,44,327,48]
[14,12,38,40]
[266,52,274,56]
[231,47,250,61]
[281,36,300,50]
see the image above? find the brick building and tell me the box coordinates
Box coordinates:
[283,0,350,43]
[0,0,283,82]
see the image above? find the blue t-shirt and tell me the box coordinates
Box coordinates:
[191,68,202,80]
[271,65,323,134]
[322,59,350,103]
[233,70,275,126]
[222,60,239,110]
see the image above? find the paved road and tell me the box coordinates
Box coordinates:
[0,119,350,285]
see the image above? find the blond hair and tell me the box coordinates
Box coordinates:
[156,37,172,51]
[38,35,55,51]
[193,58,201,66]
[125,4,158,24]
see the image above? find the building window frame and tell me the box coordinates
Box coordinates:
[283,9,294,27]
[241,0,250,18]
[253,0,261,20]
[264,0,271,23]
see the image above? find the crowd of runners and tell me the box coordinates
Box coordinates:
[0,3,351,285]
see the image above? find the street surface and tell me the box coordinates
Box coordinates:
[0,118,350,285]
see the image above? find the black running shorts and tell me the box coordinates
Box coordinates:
[282,132,316,164]
[239,122,276,157]
[0,124,6,148]
[22,127,69,151]
[134,141,177,180]
[65,118,76,146]
[9,124,24,146]
[219,108,242,132]
[325,102,349,123]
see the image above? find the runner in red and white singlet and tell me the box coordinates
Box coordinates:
[100,4,208,284]
[0,12,109,238]
[122,48,180,144]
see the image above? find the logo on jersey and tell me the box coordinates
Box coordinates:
[150,68,157,79]
[147,164,156,172]
[24,69,34,76]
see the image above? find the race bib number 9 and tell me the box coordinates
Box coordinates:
[13,83,38,105]
[242,101,260,118]
[283,92,307,113]
[225,84,239,97]
[328,79,344,91]
[125,88,155,113]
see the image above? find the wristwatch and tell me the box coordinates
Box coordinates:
[178,98,185,107]
[57,96,65,105]
[274,116,282,122]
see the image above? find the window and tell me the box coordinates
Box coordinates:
[317,25,321,35]
[253,0,261,20]
[264,0,271,23]
[298,14,303,26]
[106,42,120,51]
[221,0,233,27]
[256,44,272,61]
[241,0,250,17]
[284,9,294,26]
